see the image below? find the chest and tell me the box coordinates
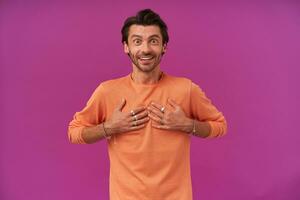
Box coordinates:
[105,85,191,119]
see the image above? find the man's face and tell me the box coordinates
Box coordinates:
[124,25,167,73]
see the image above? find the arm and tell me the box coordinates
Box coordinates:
[148,99,212,138]
[190,82,227,138]
[180,118,211,138]
[68,89,149,144]
[147,82,227,138]
[74,100,149,144]
[68,84,107,144]
[79,124,107,144]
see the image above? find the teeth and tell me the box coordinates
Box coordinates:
[140,57,153,60]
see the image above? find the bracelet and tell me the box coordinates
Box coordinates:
[191,120,196,136]
[102,122,111,140]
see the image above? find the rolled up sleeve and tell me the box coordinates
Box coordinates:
[190,82,227,138]
[68,84,106,144]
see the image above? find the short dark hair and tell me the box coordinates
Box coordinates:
[121,9,169,45]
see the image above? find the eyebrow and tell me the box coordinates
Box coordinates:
[149,35,161,39]
[130,34,161,39]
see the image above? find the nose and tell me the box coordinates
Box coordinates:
[140,42,151,54]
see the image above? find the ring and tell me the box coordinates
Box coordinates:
[134,115,138,121]
[131,110,135,116]
[160,106,165,113]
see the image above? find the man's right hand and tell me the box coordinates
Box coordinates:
[104,98,149,136]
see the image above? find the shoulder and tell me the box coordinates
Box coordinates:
[164,73,192,86]
[166,73,202,89]
[85,75,129,102]
[101,75,128,87]
[93,75,129,92]
[164,73,206,95]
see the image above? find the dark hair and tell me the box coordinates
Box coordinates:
[121,9,169,45]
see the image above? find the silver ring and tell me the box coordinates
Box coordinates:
[131,110,135,116]
[160,106,165,113]
[134,115,138,121]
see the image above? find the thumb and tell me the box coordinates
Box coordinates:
[168,98,179,109]
[116,98,126,111]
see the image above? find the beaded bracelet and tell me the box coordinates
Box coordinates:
[102,122,111,140]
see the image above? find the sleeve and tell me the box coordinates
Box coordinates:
[190,82,227,138]
[67,84,106,144]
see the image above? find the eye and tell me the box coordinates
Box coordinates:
[133,39,141,45]
[150,39,159,44]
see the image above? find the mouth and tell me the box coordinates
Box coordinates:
[139,56,154,60]
[138,56,154,64]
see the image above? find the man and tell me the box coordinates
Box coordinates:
[68,9,227,200]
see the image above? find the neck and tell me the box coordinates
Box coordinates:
[131,68,163,84]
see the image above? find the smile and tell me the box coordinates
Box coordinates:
[139,56,154,60]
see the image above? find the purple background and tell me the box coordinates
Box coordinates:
[1,1,299,200]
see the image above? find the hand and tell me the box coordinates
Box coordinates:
[104,98,149,135]
[147,99,193,133]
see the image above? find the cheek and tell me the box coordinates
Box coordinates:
[128,51,139,60]
[154,46,165,54]
[128,47,139,55]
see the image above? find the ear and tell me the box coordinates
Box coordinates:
[162,43,167,53]
[161,43,167,55]
[123,41,129,54]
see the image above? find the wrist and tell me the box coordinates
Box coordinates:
[103,120,117,136]
[102,122,112,140]
[183,118,194,133]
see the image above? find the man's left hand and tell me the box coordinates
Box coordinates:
[147,99,193,133]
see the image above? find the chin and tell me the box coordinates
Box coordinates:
[137,61,160,72]
[137,65,158,73]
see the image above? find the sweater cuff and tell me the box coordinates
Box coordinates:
[68,126,88,144]
[206,121,227,138]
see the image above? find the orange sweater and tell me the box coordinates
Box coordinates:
[68,73,227,200]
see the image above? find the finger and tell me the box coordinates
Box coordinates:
[150,102,164,110]
[130,110,149,121]
[148,106,164,119]
[167,98,178,109]
[128,106,146,117]
[149,113,164,124]
[129,124,146,131]
[132,116,150,126]
[129,116,149,127]
[116,98,126,111]
[151,123,170,130]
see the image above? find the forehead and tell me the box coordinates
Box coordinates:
[128,25,162,39]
